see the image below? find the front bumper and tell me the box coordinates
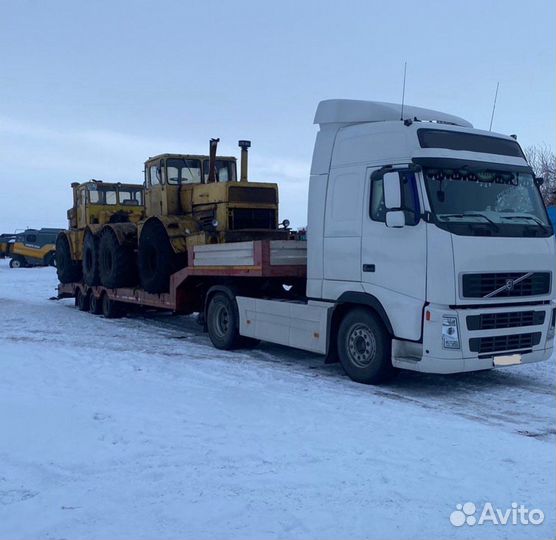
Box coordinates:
[393,302,555,374]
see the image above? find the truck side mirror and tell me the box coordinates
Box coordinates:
[386,210,405,228]
[383,171,405,228]
[383,171,402,208]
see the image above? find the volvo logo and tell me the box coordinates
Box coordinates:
[483,272,533,298]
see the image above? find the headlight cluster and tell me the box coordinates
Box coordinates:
[442,316,460,349]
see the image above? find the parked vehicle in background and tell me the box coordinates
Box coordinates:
[1,228,63,268]
[58,100,556,384]
[547,205,556,233]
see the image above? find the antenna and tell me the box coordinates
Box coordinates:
[489,81,499,131]
[400,61,407,121]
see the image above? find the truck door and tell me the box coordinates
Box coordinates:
[360,166,427,341]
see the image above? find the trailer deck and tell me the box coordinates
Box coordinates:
[58,240,307,312]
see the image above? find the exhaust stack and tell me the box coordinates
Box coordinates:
[238,140,251,182]
[208,138,220,183]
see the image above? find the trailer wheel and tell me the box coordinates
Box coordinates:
[206,292,243,350]
[337,308,397,384]
[76,288,90,312]
[82,232,100,286]
[101,293,124,319]
[138,220,175,293]
[56,235,81,283]
[99,229,137,288]
[89,294,102,315]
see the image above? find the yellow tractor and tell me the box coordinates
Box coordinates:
[56,180,145,285]
[136,139,288,292]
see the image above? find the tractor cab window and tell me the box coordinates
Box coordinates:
[118,188,143,206]
[25,234,37,243]
[166,158,202,185]
[89,188,118,205]
[149,165,161,186]
[202,159,236,183]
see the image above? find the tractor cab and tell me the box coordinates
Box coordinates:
[68,180,145,229]
[143,140,283,240]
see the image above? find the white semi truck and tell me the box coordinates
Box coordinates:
[59,100,556,384]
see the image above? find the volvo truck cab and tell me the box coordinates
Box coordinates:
[234,100,555,383]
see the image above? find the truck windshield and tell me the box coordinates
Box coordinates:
[423,166,552,237]
[167,158,202,184]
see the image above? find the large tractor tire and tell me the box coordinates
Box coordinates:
[56,234,81,283]
[138,220,176,293]
[99,229,137,289]
[9,256,26,268]
[82,232,100,286]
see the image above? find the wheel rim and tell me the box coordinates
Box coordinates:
[213,303,230,338]
[347,323,377,368]
[12,260,21,268]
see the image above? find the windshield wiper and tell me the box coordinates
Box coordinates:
[500,215,546,227]
[440,212,500,231]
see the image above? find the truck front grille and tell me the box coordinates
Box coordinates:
[469,332,542,354]
[461,272,550,298]
[229,208,276,230]
[466,311,545,331]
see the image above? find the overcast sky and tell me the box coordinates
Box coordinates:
[0,0,554,231]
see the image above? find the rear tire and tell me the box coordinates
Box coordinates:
[56,235,81,283]
[138,220,176,293]
[89,294,102,314]
[82,232,100,286]
[99,229,137,288]
[337,308,398,384]
[76,288,89,311]
[207,293,242,350]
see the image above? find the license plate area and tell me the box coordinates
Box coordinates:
[493,353,522,366]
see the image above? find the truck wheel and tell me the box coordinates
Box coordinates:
[337,308,397,384]
[99,229,137,288]
[138,220,175,293]
[45,252,56,267]
[56,235,82,283]
[82,232,100,286]
[101,293,124,319]
[207,293,243,350]
[89,294,102,315]
[76,288,90,312]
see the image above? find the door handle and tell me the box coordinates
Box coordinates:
[362,264,375,272]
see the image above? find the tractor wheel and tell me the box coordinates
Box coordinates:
[82,232,100,286]
[99,229,137,288]
[138,220,176,293]
[45,252,56,267]
[56,235,81,283]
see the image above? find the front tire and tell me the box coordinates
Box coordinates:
[99,229,137,288]
[82,232,100,286]
[9,257,25,268]
[56,234,81,283]
[138,220,176,293]
[337,308,397,384]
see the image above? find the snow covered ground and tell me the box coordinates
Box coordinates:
[0,259,554,539]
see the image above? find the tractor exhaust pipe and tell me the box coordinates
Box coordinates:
[238,140,251,182]
[71,182,79,208]
[207,138,220,183]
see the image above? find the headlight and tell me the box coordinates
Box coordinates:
[442,316,460,349]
